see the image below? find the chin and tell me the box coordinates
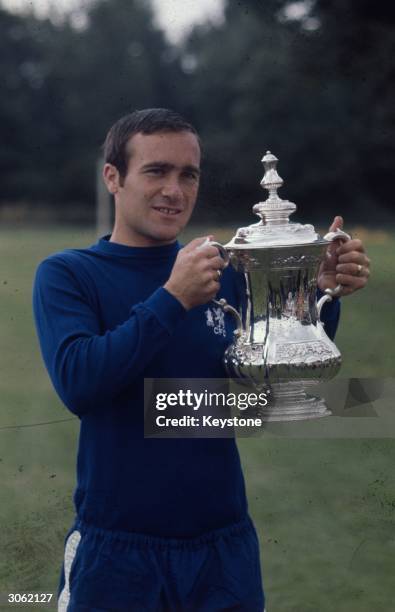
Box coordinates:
[150,230,180,245]
[154,225,185,242]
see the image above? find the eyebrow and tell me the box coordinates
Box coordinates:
[141,162,201,176]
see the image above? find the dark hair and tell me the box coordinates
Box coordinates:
[103,108,199,179]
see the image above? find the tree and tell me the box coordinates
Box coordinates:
[0,0,188,211]
[183,0,395,222]
[0,8,65,201]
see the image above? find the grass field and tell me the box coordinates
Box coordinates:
[0,224,394,611]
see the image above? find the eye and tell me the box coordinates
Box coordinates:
[182,171,199,181]
[145,167,164,176]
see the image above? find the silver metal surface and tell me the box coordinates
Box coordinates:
[226,151,320,248]
[212,298,243,337]
[216,152,350,421]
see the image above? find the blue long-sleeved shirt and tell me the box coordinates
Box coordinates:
[33,236,339,537]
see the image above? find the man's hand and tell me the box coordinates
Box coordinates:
[164,236,226,310]
[317,216,371,297]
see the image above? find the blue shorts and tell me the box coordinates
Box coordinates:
[57,516,265,611]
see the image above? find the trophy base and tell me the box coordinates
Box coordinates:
[260,381,331,422]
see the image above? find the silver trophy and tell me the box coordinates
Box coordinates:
[214,151,351,421]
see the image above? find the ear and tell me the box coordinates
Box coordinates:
[103,163,121,195]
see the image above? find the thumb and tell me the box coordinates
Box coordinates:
[183,235,213,252]
[328,215,344,233]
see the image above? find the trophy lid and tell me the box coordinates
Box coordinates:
[226,151,324,249]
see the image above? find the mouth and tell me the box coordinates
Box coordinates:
[152,206,182,216]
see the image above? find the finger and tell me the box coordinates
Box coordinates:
[337,252,370,265]
[190,236,227,260]
[336,238,365,255]
[207,255,227,270]
[193,242,228,264]
[204,279,221,301]
[211,267,224,281]
[201,267,221,282]
[328,215,344,233]
[192,246,224,262]
[210,278,221,293]
[325,217,344,259]
[206,246,226,260]
[184,236,214,252]
[336,263,370,277]
[337,285,357,297]
[336,273,368,288]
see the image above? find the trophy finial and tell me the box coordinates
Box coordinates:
[260,151,284,200]
[226,150,319,247]
[253,151,296,224]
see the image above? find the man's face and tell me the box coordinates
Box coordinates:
[106,130,201,247]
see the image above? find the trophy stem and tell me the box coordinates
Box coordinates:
[260,381,331,422]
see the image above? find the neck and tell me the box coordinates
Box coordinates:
[110,223,175,248]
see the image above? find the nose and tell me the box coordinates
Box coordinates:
[161,177,183,201]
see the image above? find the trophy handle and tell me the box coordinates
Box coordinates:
[197,238,230,266]
[212,298,244,338]
[197,239,242,336]
[318,228,352,308]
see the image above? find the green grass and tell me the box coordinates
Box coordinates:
[0,225,394,611]
[240,437,395,611]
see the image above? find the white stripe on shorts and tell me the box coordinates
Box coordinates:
[58,530,81,612]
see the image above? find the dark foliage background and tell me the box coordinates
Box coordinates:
[1,0,394,223]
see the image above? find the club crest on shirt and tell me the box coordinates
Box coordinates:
[205,306,226,337]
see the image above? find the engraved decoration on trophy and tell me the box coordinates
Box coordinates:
[213,151,351,422]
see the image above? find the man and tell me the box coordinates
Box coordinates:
[33,108,370,612]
